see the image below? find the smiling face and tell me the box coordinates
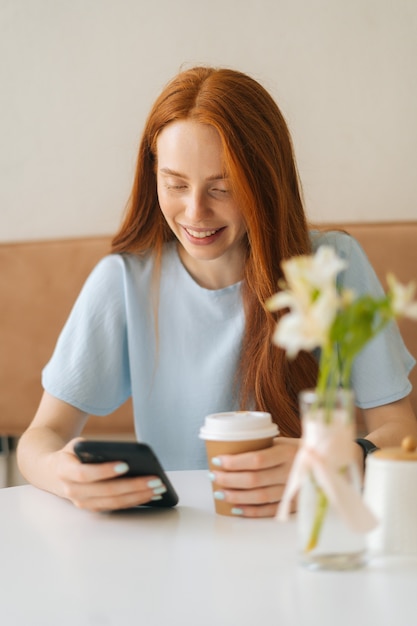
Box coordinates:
[156,119,247,290]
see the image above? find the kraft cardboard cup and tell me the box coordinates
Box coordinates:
[199,411,279,516]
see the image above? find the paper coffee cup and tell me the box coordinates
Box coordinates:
[199,411,279,516]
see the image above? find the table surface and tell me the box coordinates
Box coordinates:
[1,470,416,626]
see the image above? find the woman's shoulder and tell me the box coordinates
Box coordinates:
[71,251,154,308]
[87,243,180,295]
[88,247,163,280]
[310,228,369,267]
[309,228,383,295]
[310,228,355,254]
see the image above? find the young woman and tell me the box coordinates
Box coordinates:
[17,67,417,515]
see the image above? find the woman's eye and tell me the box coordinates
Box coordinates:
[166,183,186,190]
[212,187,229,195]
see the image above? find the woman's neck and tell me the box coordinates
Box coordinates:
[177,243,245,290]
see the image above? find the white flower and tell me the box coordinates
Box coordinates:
[282,245,347,294]
[271,287,340,357]
[387,273,417,320]
[273,298,334,359]
[267,247,345,357]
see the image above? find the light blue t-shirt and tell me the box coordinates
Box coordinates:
[42,232,415,470]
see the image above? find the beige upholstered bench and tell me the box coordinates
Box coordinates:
[1,222,416,439]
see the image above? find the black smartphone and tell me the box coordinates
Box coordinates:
[74,440,179,508]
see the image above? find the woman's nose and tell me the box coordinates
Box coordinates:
[184,190,211,221]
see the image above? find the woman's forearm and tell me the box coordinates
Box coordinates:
[17,391,88,495]
[362,396,417,449]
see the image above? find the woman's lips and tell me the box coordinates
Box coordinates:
[185,227,219,239]
[182,226,225,244]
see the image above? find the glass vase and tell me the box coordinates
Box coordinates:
[297,388,367,571]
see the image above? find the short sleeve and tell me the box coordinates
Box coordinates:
[313,231,415,408]
[42,255,131,414]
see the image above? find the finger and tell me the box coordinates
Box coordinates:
[65,476,167,511]
[211,437,299,471]
[230,499,298,519]
[72,487,161,512]
[211,466,283,490]
[73,490,155,512]
[61,438,133,483]
[214,483,283,506]
[211,447,278,471]
[230,503,279,518]
[68,458,133,483]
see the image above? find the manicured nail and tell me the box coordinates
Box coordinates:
[114,463,129,474]
[213,491,225,500]
[208,472,216,481]
[152,486,167,495]
[151,495,163,501]
[147,479,163,488]
[231,508,244,516]
[211,457,222,467]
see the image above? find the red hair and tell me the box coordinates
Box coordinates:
[112,66,318,437]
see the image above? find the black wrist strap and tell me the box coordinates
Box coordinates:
[355,438,379,468]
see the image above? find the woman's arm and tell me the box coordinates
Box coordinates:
[359,395,417,456]
[208,395,417,518]
[17,391,169,511]
[17,391,89,495]
[350,396,417,476]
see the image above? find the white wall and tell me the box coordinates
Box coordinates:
[1,0,416,243]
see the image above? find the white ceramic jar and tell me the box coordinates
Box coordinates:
[364,436,417,556]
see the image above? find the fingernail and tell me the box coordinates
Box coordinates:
[151,495,163,501]
[152,486,167,495]
[208,472,216,481]
[231,508,244,516]
[147,479,163,488]
[114,463,129,474]
[211,457,222,467]
[213,491,225,500]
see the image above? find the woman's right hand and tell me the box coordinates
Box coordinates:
[17,392,167,511]
[51,438,167,512]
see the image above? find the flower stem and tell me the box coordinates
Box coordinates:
[305,484,329,552]
[317,342,340,421]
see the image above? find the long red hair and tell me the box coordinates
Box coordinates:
[112,66,318,437]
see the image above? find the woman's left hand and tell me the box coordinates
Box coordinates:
[208,437,299,517]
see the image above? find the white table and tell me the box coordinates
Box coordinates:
[1,471,416,626]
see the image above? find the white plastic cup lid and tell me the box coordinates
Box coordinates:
[199,411,279,441]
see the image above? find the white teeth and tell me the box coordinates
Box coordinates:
[186,228,218,239]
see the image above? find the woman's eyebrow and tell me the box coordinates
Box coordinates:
[159,167,186,178]
[159,167,227,181]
